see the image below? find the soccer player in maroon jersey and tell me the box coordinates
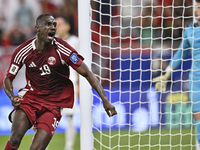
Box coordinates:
[3,13,117,150]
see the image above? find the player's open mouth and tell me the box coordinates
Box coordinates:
[48,32,55,40]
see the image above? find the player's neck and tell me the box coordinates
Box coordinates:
[35,39,51,53]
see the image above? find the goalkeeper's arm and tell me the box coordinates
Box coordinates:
[152,65,174,92]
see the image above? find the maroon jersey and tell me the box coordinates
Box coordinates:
[6,37,84,108]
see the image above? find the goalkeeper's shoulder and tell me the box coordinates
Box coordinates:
[181,22,197,36]
[185,22,198,28]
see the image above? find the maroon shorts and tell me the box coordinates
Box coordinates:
[9,101,62,137]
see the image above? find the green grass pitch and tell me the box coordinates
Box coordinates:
[0,128,196,150]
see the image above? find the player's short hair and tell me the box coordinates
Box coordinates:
[36,13,53,26]
[196,0,200,2]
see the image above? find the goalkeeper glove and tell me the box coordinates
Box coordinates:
[152,66,173,92]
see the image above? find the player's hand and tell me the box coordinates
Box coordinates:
[152,72,170,92]
[103,101,117,117]
[11,96,23,108]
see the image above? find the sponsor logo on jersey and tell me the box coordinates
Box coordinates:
[70,53,79,64]
[29,62,36,67]
[9,64,19,75]
[48,56,56,65]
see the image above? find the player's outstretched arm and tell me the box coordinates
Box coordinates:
[152,66,173,92]
[76,62,117,117]
[3,76,23,108]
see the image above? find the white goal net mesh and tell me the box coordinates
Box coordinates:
[90,0,196,149]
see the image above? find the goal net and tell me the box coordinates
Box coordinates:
[89,0,197,149]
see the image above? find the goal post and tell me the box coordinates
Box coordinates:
[79,0,199,149]
[78,0,93,149]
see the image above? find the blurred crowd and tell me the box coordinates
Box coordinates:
[0,0,78,48]
[91,0,193,47]
[0,0,194,88]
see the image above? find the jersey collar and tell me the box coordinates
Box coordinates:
[31,38,55,50]
[32,38,37,50]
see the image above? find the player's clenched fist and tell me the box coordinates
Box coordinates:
[103,101,117,117]
[11,96,23,108]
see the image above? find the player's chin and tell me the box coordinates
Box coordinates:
[47,36,55,41]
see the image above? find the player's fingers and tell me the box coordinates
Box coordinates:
[161,83,166,92]
[13,97,23,101]
[15,98,23,104]
[106,107,117,117]
[152,76,161,82]
[154,81,167,93]
[155,82,161,92]
[12,101,20,108]
[156,82,166,92]
[106,110,111,117]
[12,97,23,108]
[110,108,117,116]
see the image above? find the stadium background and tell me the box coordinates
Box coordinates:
[0,0,196,149]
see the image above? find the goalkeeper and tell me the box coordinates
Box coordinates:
[153,0,200,146]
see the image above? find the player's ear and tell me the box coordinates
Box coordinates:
[35,25,40,32]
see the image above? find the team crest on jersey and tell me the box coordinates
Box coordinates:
[70,53,79,64]
[48,56,56,65]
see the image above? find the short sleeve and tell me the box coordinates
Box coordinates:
[55,37,84,70]
[6,51,23,79]
[68,51,84,70]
